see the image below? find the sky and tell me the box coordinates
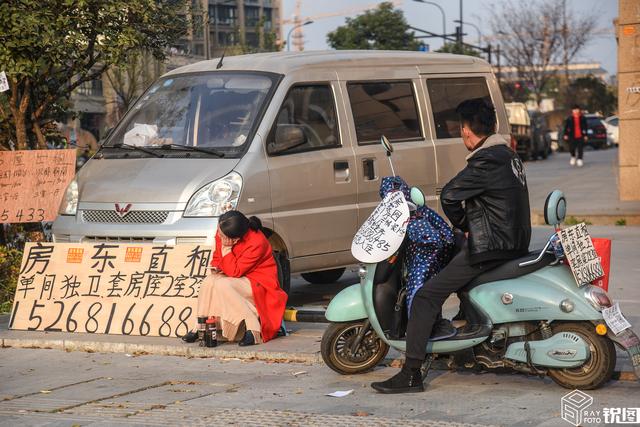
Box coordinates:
[280,0,619,77]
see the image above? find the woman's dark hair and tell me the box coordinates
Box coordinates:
[218,211,262,239]
[455,97,496,137]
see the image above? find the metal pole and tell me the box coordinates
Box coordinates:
[455,19,481,46]
[497,44,501,85]
[412,1,446,39]
[286,21,312,52]
[459,0,463,48]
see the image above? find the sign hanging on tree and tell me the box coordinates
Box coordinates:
[10,243,212,337]
[0,149,75,223]
[0,71,9,92]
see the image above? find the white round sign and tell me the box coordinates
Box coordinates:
[351,191,410,263]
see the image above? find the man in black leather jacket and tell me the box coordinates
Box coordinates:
[372,97,531,394]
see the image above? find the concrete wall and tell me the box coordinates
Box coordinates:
[619,0,640,200]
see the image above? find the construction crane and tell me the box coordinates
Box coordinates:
[284,0,404,52]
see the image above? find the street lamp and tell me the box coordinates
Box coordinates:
[286,20,313,52]
[454,19,481,46]
[412,0,446,38]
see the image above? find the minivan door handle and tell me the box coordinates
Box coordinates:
[334,160,350,182]
[362,158,376,181]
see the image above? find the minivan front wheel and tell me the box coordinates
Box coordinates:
[301,268,346,284]
[273,251,291,296]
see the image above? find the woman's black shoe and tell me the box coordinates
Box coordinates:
[181,331,199,343]
[238,331,256,347]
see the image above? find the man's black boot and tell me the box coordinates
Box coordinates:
[371,365,424,394]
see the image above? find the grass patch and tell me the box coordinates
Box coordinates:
[615,218,627,226]
[565,216,593,226]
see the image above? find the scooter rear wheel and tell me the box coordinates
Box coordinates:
[547,321,616,390]
[321,321,389,375]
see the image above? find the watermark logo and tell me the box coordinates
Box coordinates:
[560,390,640,425]
[561,390,593,426]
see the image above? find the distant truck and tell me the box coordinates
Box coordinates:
[505,102,534,160]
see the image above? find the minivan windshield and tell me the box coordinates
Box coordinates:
[104,72,275,157]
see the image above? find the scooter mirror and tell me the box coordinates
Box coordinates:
[410,187,425,207]
[544,189,566,227]
[380,135,393,155]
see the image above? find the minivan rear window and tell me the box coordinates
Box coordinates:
[347,81,421,144]
[426,77,491,139]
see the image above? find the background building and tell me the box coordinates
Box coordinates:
[179,0,283,59]
[69,0,282,143]
[618,0,640,201]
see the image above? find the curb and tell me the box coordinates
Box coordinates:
[1,337,323,364]
[531,211,640,226]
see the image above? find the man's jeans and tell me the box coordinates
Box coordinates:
[405,244,502,367]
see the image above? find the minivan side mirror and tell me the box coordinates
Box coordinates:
[268,125,307,155]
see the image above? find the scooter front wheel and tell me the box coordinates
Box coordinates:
[321,321,389,375]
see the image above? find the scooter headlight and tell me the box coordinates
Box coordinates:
[184,172,243,217]
[583,285,612,312]
[58,178,78,216]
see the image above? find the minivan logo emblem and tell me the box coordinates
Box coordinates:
[115,203,132,218]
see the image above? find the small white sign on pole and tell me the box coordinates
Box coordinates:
[557,222,604,286]
[351,191,409,264]
[0,71,9,93]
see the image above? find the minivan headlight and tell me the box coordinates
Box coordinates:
[58,178,78,216]
[184,172,243,217]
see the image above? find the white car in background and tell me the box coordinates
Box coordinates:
[604,115,619,147]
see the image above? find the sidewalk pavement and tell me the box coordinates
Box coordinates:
[2,226,640,377]
[526,148,640,225]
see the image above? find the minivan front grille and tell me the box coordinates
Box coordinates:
[82,210,170,224]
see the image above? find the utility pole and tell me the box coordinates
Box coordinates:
[458,0,463,49]
[562,0,569,94]
[497,44,501,85]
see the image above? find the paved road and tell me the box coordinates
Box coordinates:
[525,147,640,217]
[1,347,638,427]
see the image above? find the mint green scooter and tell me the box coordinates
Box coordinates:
[321,137,640,390]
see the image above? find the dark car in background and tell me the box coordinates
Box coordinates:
[558,113,609,151]
[530,111,553,159]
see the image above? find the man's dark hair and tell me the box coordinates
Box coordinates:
[455,97,496,137]
[572,104,581,110]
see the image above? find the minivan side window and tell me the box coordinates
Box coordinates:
[426,77,492,139]
[268,84,340,155]
[346,81,421,144]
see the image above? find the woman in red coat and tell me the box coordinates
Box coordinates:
[182,211,287,345]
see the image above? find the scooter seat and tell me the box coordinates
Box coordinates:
[463,250,556,292]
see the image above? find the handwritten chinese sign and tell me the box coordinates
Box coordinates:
[558,223,604,286]
[0,149,76,223]
[10,243,212,337]
[351,191,409,263]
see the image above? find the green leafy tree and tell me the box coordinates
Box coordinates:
[327,2,422,51]
[0,0,187,150]
[565,76,617,116]
[436,42,480,57]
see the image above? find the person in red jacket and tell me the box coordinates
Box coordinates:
[182,211,287,346]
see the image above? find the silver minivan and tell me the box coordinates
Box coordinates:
[53,51,510,291]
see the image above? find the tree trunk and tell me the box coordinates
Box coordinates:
[13,111,28,150]
[32,120,47,150]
